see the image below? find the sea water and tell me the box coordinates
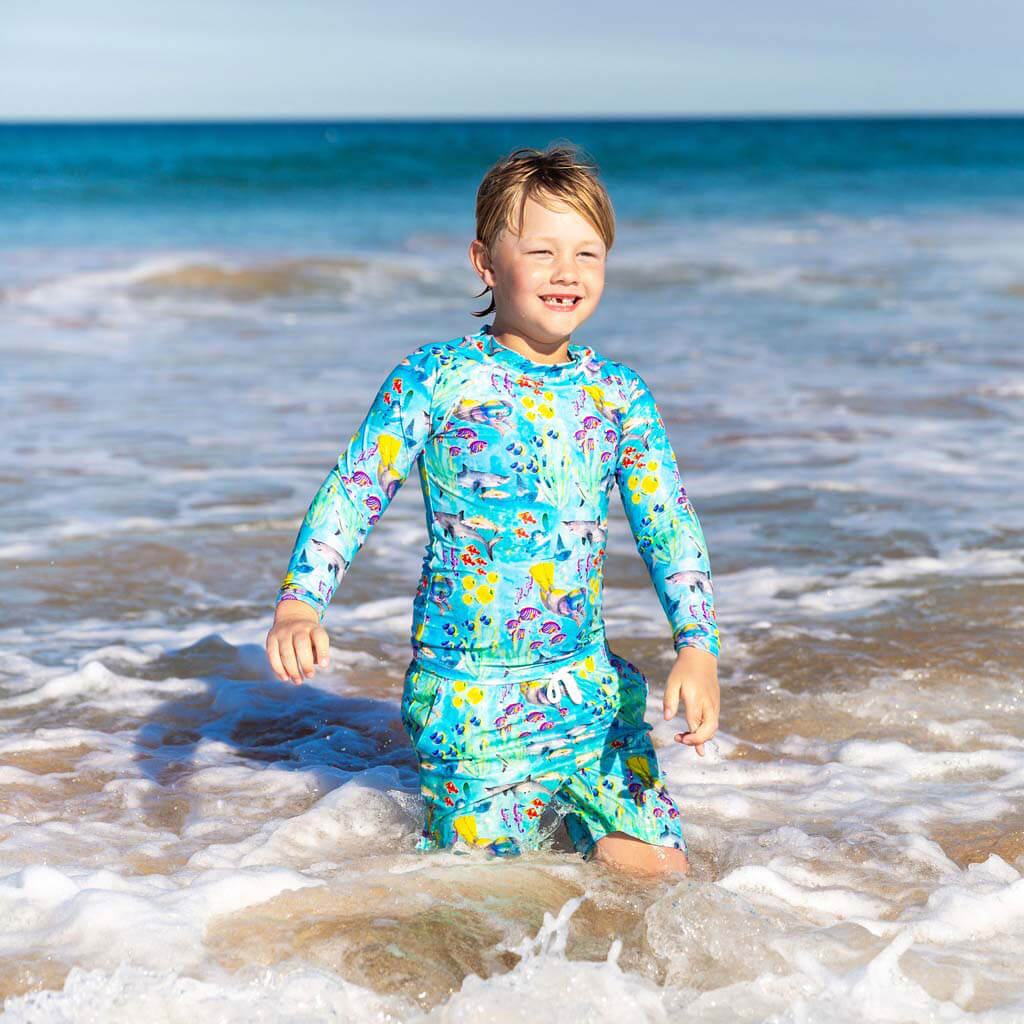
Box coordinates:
[2,117,1024,1021]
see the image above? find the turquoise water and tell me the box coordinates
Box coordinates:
[3,117,1024,248]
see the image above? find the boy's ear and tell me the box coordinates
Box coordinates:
[468,238,495,288]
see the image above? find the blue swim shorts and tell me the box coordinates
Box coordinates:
[400,642,687,859]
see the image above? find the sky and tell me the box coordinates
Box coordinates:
[2,0,1022,121]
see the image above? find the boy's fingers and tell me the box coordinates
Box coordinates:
[266,636,287,682]
[671,699,703,742]
[311,626,331,667]
[686,702,702,735]
[279,641,303,685]
[676,707,718,748]
[663,680,681,720]
[294,633,315,678]
[685,718,717,743]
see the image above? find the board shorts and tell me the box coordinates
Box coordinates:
[400,640,687,859]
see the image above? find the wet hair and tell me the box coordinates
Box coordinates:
[472,142,615,317]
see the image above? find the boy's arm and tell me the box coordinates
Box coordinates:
[614,370,720,658]
[275,347,437,621]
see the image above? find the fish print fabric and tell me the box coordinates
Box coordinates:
[275,324,719,857]
[402,644,687,857]
[276,324,719,677]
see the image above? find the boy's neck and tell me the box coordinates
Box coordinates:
[488,322,571,365]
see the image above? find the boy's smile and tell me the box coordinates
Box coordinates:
[469,195,606,362]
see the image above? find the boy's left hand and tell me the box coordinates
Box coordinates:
[663,646,720,755]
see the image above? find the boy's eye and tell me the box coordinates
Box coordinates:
[528,249,602,258]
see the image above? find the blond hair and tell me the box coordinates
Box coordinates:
[472,142,615,318]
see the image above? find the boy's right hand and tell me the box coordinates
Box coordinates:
[266,600,331,685]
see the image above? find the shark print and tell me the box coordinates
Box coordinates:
[277,324,719,671]
[275,324,717,859]
[399,646,688,857]
[432,509,501,560]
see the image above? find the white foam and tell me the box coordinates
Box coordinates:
[1,959,411,1024]
[186,766,420,870]
[0,861,321,971]
[439,894,669,1022]
[718,864,890,920]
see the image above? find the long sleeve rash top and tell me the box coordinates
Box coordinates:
[276,325,719,679]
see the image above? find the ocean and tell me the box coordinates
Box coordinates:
[2,116,1024,1021]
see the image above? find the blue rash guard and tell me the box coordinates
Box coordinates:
[276,324,719,680]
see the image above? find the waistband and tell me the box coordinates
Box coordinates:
[408,635,612,685]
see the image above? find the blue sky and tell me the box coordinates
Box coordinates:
[2,0,1022,120]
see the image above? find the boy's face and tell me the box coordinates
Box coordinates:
[472,195,606,347]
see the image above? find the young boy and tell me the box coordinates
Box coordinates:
[266,144,720,876]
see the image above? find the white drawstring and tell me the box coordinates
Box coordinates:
[545,665,583,705]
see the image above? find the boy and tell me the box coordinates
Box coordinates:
[266,144,720,877]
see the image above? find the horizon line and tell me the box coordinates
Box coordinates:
[2,110,1023,126]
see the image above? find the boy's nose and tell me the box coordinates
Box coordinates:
[551,258,579,284]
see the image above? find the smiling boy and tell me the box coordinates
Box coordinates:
[266,144,720,876]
